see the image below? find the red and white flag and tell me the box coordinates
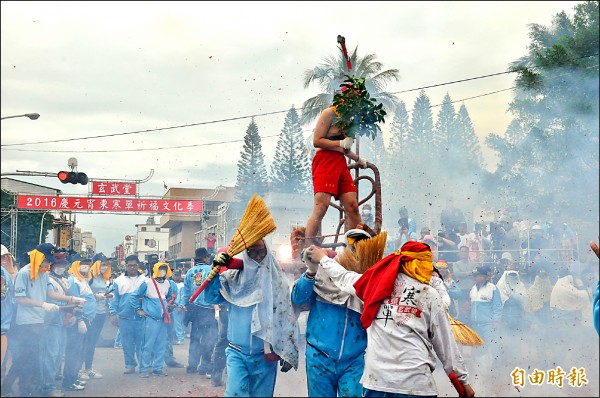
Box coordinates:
[163,182,168,190]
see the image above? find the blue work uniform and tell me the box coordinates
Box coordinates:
[131,277,173,375]
[108,273,147,371]
[292,272,367,397]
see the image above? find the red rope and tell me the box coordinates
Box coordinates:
[237,227,248,250]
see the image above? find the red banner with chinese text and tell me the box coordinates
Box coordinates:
[17,195,202,214]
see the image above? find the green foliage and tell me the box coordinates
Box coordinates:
[300,46,399,126]
[509,65,544,90]
[490,1,599,219]
[270,106,312,194]
[388,100,410,159]
[434,93,457,155]
[410,90,435,149]
[331,75,387,140]
[234,119,269,203]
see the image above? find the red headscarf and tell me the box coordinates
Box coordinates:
[353,241,433,329]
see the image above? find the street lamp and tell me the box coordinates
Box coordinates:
[1,113,40,120]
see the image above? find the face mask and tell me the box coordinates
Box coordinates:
[80,265,90,274]
[54,267,66,276]
[159,270,167,277]
[100,266,108,273]
[39,260,51,272]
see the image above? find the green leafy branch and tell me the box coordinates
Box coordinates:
[331,75,387,140]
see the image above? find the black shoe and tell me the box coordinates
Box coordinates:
[186,367,198,374]
[166,361,184,368]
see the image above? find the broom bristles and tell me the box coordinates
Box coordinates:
[447,313,484,346]
[336,248,360,272]
[189,194,276,303]
[337,231,388,274]
[227,194,276,257]
[355,231,387,273]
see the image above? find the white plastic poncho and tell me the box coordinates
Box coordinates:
[496,270,527,305]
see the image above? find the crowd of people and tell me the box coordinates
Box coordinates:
[0,93,598,397]
[1,244,114,397]
[0,214,598,398]
[377,201,600,393]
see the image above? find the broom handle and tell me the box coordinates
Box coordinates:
[449,372,465,397]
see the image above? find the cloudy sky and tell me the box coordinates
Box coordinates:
[1,1,583,254]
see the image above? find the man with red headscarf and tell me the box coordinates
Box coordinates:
[304,241,475,398]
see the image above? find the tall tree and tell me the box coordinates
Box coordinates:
[433,93,457,158]
[380,100,411,217]
[503,118,527,146]
[270,106,312,194]
[234,119,269,203]
[455,103,485,172]
[387,100,411,160]
[300,46,400,126]
[488,1,599,219]
[409,90,435,161]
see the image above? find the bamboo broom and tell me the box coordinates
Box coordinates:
[354,231,387,273]
[189,194,276,303]
[337,231,387,273]
[447,313,484,346]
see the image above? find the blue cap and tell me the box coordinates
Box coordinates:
[69,252,92,263]
[92,252,109,263]
[35,243,57,263]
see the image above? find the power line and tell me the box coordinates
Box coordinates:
[2,53,597,150]
[429,87,516,109]
[0,68,525,149]
[1,134,280,153]
[390,52,599,95]
[0,109,289,148]
[391,71,513,95]
[1,86,518,153]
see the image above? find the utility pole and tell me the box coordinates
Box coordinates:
[9,206,18,256]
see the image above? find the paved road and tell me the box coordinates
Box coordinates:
[67,337,598,398]
[63,336,309,398]
[2,311,598,397]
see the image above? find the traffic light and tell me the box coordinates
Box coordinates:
[57,171,88,185]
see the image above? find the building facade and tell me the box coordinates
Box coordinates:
[135,217,169,263]
[160,186,237,259]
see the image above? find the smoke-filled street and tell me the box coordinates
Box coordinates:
[3,311,595,397]
[2,1,599,398]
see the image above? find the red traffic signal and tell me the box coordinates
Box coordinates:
[57,171,88,185]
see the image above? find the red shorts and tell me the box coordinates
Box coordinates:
[312,150,356,200]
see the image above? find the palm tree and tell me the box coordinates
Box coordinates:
[300,46,400,126]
